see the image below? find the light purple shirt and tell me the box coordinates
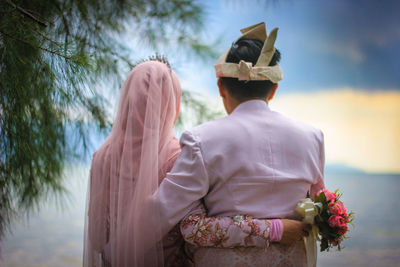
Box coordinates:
[155,100,325,234]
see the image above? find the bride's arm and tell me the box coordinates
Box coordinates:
[181,214,276,248]
[179,203,283,248]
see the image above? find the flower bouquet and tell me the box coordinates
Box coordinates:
[312,189,354,251]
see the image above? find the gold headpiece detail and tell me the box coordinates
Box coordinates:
[214,22,283,83]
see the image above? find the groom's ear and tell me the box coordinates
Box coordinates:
[267,84,278,101]
[218,79,227,99]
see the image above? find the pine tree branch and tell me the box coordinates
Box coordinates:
[33,28,62,48]
[70,34,134,68]
[5,0,48,27]
[0,30,72,60]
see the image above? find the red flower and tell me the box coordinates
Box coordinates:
[328,215,346,228]
[338,225,348,236]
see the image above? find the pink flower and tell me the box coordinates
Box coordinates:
[328,215,346,228]
[329,203,345,216]
[341,212,349,222]
[336,200,347,214]
[318,189,337,203]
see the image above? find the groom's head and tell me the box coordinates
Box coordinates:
[217,38,281,113]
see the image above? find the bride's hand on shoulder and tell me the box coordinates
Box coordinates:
[280,219,311,245]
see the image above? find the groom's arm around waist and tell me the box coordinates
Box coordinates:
[152,130,210,235]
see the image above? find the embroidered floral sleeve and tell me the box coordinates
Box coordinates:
[180,212,272,248]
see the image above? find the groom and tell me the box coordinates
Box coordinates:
[153,22,324,251]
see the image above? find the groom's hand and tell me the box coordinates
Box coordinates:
[280,219,311,245]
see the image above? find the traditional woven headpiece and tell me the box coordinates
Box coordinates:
[214,22,283,83]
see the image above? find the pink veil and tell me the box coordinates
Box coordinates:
[83,61,181,267]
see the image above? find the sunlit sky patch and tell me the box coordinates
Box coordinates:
[271,89,400,174]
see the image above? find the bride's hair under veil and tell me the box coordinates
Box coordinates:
[83,60,181,267]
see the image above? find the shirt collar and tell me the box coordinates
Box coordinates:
[231,99,270,115]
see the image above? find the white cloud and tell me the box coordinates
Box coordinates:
[309,39,365,63]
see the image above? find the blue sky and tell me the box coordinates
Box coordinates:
[183,0,400,93]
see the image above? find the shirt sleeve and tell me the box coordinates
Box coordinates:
[153,130,210,236]
[310,130,325,199]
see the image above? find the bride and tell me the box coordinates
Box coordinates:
[83,58,308,267]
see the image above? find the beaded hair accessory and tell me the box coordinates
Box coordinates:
[214,22,283,83]
[135,53,172,69]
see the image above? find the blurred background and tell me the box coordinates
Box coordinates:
[1,0,399,266]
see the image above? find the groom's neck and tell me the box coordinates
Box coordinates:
[225,97,267,114]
